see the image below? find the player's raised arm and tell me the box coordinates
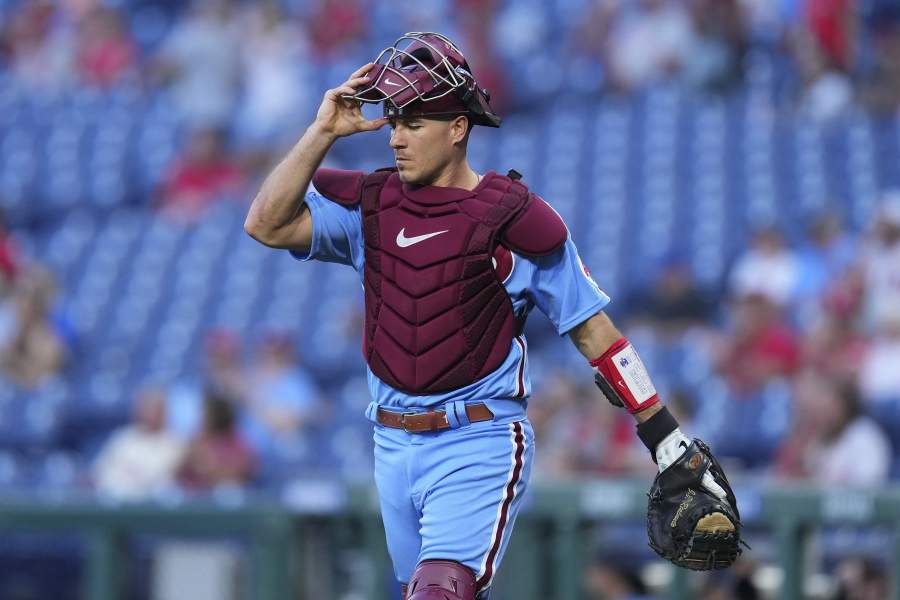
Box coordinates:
[568,310,744,571]
[244,63,388,251]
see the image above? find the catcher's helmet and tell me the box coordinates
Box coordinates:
[348,32,501,128]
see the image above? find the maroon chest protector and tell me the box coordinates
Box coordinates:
[312,167,567,395]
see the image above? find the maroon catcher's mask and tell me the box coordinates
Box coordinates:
[348,32,501,128]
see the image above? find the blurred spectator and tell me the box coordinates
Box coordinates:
[236,1,312,152]
[804,0,856,72]
[793,28,853,121]
[168,328,247,439]
[2,0,75,91]
[158,127,244,223]
[605,0,694,91]
[529,372,582,479]
[859,17,900,114]
[572,0,618,72]
[561,382,630,476]
[683,0,747,91]
[152,0,241,126]
[92,387,184,501]
[626,258,716,335]
[531,374,657,479]
[858,307,900,403]
[794,214,856,314]
[492,0,548,64]
[699,564,761,600]
[583,560,656,599]
[0,210,23,293]
[780,371,891,485]
[0,268,67,387]
[859,192,900,332]
[178,392,256,491]
[716,294,801,395]
[802,307,868,382]
[834,556,889,600]
[203,328,248,399]
[729,227,799,307]
[76,6,137,88]
[239,333,323,463]
[309,0,366,60]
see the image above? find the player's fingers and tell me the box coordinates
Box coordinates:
[359,117,389,131]
[349,62,375,79]
[701,472,727,500]
[325,87,346,101]
[347,75,371,86]
[334,85,358,97]
[336,77,370,95]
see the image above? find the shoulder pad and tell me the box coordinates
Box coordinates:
[500,194,568,256]
[311,168,365,206]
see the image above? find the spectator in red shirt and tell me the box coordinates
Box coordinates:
[0,210,22,291]
[308,0,365,59]
[77,6,136,88]
[716,293,802,395]
[805,0,856,71]
[158,127,244,223]
[177,391,256,491]
[803,268,868,381]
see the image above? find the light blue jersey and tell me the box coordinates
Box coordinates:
[291,190,610,421]
[291,188,609,595]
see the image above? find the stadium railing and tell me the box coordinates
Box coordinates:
[1,480,898,599]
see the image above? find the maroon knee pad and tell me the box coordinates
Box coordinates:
[406,560,477,599]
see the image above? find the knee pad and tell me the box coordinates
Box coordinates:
[407,560,477,600]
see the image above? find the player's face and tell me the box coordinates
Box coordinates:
[388,117,458,185]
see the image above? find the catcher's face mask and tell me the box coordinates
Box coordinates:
[347,32,501,128]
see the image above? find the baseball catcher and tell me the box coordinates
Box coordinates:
[245,31,741,599]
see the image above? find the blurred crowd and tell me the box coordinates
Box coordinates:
[0,0,897,597]
[0,0,896,488]
[0,0,899,219]
[92,329,324,500]
[533,192,900,488]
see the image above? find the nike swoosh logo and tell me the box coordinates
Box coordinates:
[384,78,404,87]
[396,228,449,248]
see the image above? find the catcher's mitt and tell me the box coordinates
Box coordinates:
[647,439,743,570]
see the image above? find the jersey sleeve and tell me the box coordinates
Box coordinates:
[525,236,610,335]
[289,190,364,270]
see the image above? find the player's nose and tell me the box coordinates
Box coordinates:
[389,127,405,149]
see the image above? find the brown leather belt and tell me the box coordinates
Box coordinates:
[376,403,494,433]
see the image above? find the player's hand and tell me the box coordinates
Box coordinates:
[655,429,727,500]
[314,63,389,139]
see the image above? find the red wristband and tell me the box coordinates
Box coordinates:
[590,337,659,413]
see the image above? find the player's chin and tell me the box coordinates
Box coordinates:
[395,163,418,183]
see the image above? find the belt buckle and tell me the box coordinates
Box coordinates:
[400,411,422,433]
[401,410,441,433]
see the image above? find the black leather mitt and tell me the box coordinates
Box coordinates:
[647,439,743,570]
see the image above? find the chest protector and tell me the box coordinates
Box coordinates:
[312,168,567,395]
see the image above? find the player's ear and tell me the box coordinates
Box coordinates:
[450,115,470,146]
